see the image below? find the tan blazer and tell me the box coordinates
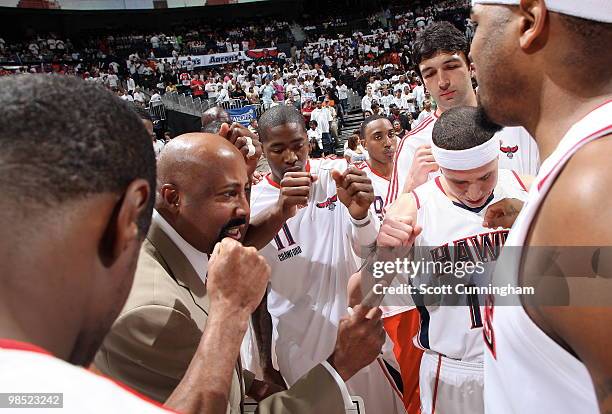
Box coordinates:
[95,221,345,414]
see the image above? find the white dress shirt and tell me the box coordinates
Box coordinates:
[152,210,208,282]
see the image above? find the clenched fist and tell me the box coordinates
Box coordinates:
[406,145,438,192]
[328,305,386,381]
[331,166,375,220]
[207,238,270,317]
[277,171,318,220]
[483,198,524,229]
[377,215,422,248]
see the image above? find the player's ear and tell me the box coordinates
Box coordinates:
[518,0,548,50]
[100,179,151,266]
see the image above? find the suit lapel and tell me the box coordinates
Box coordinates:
[146,221,209,311]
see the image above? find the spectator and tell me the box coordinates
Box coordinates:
[344,135,368,163]
[307,120,323,157]
[415,99,433,126]
[310,101,333,155]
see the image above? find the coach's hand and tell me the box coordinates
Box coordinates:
[277,172,318,220]
[377,215,422,248]
[328,305,385,381]
[332,166,375,220]
[483,198,524,229]
[208,238,270,318]
[406,145,438,192]
[219,122,263,178]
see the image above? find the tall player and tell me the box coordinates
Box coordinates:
[386,21,539,206]
[470,0,612,412]
[378,106,530,414]
[249,106,406,413]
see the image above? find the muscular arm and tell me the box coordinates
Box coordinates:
[166,310,248,414]
[524,137,612,413]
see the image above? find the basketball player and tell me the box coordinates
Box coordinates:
[356,115,397,222]
[250,105,406,413]
[386,21,539,206]
[469,0,612,412]
[349,114,423,414]
[377,106,530,413]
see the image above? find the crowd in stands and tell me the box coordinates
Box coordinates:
[0,0,470,152]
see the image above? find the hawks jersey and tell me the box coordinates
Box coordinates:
[497,126,540,176]
[249,159,404,413]
[484,101,612,414]
[0,340,174,413]
[355,161,390,222]
[409,169,529,362]
[386,112,540,206]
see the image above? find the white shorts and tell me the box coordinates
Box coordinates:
[420,351,484,414]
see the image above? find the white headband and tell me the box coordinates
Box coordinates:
[432,137,500,170]
[472,0,612,23]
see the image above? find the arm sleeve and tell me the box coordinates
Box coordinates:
[255,363,347,413]
[94,305,203,403]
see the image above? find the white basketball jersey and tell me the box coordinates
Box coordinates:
[387,113,438,205]
[355,161,389,222]
[484,101,612,413]
[496,126,540,176]
[410,169,529,361]
[387,112,539,206]
[0,340,173,413]
[249,159,404,413]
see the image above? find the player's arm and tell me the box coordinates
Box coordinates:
[525,138,612,413]
[331,166,379,257]
[244,172,316,250]
[250,293,287,390]
[166,239,270,414]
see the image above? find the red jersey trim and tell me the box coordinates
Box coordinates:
[0,339,52,356]
[411,190,421,209]
[265,173,281,189]
[511,170,528,192]
[265,160,312,189]
[537,124,612,191]
[387,115,436,206]
[366,162,390,182]
[435,176,446,195]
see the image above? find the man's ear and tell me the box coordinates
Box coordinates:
[101,179,151,266]
[518,0,548,50]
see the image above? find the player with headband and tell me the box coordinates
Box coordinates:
[376,106,530,414]
[469,0,612,412]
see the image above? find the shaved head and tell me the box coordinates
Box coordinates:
[156,133,251,254]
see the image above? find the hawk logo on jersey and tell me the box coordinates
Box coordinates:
[500,142,519,159]
[316,194,338,211]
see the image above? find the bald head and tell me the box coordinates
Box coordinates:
[157,132,242,191]
[156,133,251,254]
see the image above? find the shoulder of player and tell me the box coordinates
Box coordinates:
[396,117,435,153]
[313,157,348,173]
[353,161,369,171]
[537,134,612,244]
[2,351,173,413]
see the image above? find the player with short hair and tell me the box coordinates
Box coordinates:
[470,0,612,412]
[249,105,406,413]
[377,106,530,414]
[386,21,539,206]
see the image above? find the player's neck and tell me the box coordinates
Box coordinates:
[530,86,612,160]
[368,159,392,180]
[0,290,79,363]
